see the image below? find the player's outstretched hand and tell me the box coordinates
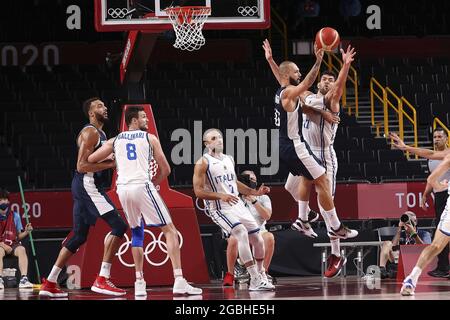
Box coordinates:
[262,39,273,61]
[314,43,324,61]
[220,194,239,205]
[340,44,356,65]
[389,132,406,150]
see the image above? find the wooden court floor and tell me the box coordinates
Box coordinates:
[1,276,450,300]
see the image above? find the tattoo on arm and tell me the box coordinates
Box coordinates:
[303,60,321,88]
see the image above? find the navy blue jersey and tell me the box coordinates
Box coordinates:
[71,124,115,225]
[75,124,108,190]
[274,86,303,142]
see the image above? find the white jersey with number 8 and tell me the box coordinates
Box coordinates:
[114,130,153,185]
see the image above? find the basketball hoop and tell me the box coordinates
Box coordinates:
[164,6,211,51]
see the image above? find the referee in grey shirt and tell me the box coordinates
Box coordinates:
[421,128,450,278]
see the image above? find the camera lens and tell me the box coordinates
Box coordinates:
[400,214,410,223]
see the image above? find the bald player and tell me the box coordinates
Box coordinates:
[266,41,358,244]
[264,39,357,277]
[193,128,274,291]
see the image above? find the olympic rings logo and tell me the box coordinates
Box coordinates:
[237,6,259,17]
[104,229,184,267]
[107,8,132,19]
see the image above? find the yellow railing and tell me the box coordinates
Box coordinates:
[433,117,450,148]
[369,77,386,137]
[401,97,418,159]
[268,7,288,60]
[370,77,419,159]
[385,87,403,141]
[321,52,359,117]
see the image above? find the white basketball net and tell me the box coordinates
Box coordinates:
[165,6,211,51]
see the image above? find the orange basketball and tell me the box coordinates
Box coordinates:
[315,27,340,51]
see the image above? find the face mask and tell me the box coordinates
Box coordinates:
[249,181,257,189]
[0,203,9,211]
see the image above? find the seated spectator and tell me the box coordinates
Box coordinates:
[223,170,275,286]
[379,211,432,279]
[0,188,33,289]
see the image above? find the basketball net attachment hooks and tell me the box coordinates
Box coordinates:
[164,6,211,51]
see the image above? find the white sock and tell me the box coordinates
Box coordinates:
[298,201,309,221]
[331,239,341,257]
[319,207,331,229]
[319,206,341,256]
[174,268,183,279]
[136,271,144,280]
[247,264,259,279]
[324,208,341,230]
[99,262,112,278]
[48,266,62,283]
[409,266,422,286]
[256,259,265,273]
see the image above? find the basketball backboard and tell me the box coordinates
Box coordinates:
[94,0,270,32]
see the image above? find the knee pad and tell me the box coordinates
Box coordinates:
[65,233,88,253]
[131,223,144,248]
[230,224,253,264]
[102,210,128,238]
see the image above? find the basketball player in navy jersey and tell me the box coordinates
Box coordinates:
[262,41,358,245]
[263,39,357,277]
[193,128,274,291]
[88,106,202,297]
[40,98,128,298]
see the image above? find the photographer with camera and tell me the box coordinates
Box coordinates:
[379,211,432,279]
[222,170,275,287]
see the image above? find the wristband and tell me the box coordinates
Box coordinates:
[251,199,257,204]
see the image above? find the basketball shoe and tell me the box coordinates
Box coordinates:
[308,209,320,223]
[19,276,33,289]
[173,277,202,295]
[328,224,358,239]
[91,275,126,296]
[134,279,147,296]
[39,278,68,298]
[260,272,275,290]
[400,277,415,296]
[324,254,347,278]
[222,272,234,286]
[291,219,318,238]
[249,274,273,291]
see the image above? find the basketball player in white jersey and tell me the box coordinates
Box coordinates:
[400,154,450,295]
[262,40,358,247]
[88,106,202,296]
[193,128,275,291]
